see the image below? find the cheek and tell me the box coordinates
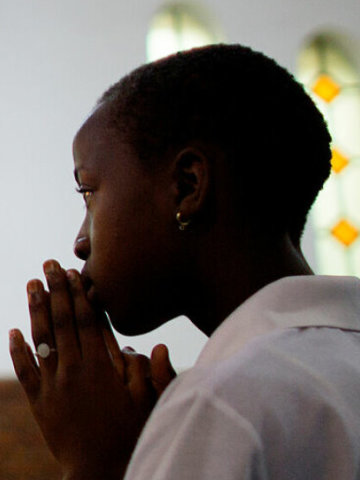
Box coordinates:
[90,199,150,274]
[89,179,175,285]
[89,209,182,331]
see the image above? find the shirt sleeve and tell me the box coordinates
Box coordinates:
[124,387,267,480]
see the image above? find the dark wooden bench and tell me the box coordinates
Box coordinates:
[0,379,61,480]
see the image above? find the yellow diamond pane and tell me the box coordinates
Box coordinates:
[312,74,341,102]
[331,148,349,173]
[331,219,359,246]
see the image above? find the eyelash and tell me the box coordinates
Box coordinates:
[76,186,93,205]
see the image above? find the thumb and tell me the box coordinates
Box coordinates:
[150,344,176,397]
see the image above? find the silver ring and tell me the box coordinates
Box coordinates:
[35,343,57,359]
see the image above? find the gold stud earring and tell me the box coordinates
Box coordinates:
[176,211,191,231]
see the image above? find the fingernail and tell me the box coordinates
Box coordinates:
[28,292,40,306]
[27,281,42,305]
[43,260,60,275]
[27,280,40,293]
[9,329,18,341]
[123,346,136,353]
[9,329,22,347]
[66,270,78,283]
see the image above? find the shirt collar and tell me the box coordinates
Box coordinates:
[196,275,360,366]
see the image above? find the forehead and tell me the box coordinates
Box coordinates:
[72,104,143,182]
[73,105,118,158]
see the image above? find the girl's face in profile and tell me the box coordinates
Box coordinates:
[72,105,181,335]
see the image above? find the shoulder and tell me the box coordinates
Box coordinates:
[126,327,360,479]
[126,365,267,480]
[166,326,360,428]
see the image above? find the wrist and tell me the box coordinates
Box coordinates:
[63,472,125,480]
[62,463,127,480]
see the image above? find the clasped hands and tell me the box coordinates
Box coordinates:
[9,260,176,480]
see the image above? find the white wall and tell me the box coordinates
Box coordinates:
[1,0,359,376]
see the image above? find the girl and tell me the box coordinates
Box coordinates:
[11,45,359,480]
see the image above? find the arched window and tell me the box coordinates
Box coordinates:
[297,34,360,276]
[146,2,224,62]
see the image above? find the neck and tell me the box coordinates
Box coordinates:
[185,232,313,336]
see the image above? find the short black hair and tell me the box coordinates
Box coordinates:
[99,44,332,245]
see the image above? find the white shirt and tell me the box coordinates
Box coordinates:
[125,275,360,479]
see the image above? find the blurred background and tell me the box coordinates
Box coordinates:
[0,0,360,378]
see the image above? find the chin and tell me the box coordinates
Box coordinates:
[107,306,170,336]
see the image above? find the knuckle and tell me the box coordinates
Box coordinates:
[76,310,94,329]
[57,364,81,386]
[28,292,46,311]
[28,301,44,313]
[136,353,150,365]
[16,367,31,384]
[46,272,66,290]
[127,353,151,373]
[10,342,22,357]
[32,332,51,346]
[71,277,84,296]
[52,311,70,330]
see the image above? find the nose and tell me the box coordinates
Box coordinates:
[74,228,90,260]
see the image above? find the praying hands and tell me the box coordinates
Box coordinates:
[10,259,176,480]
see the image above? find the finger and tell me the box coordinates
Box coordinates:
[123,346,136,352]
[102,326,126,381]
[28,279,57,372]
[66,269,108,362]
[9,329,40,401]
[43,260,81,364]
[123,350,154,405]
[25,342,40,374]
[150,344,177,396]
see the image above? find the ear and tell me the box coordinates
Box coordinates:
[173,146,211,223]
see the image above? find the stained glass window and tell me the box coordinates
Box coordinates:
[298,35,360,276]
[146,2,224,62]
